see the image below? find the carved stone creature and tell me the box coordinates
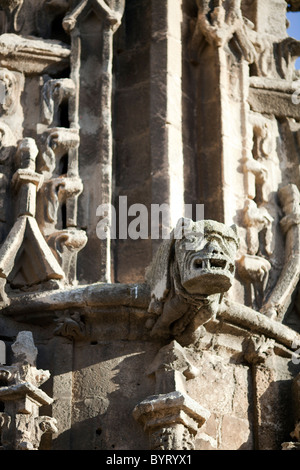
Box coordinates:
[146,218,239,342]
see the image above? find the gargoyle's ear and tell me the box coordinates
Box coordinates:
[230,224,240,248]
[145,229,175,303]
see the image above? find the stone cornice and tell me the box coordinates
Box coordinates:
[0,34,70,75]
[2,282,300,351]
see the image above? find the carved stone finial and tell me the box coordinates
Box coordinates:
[133,340,210,451]
[0,331,57,450]
[147,340,200,394]
[62,0,125,33]
[11,331,37,366]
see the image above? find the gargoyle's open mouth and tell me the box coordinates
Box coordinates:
[193,257,234,274]
[181,255,235,295]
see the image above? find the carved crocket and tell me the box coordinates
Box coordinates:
[146,218,239,343]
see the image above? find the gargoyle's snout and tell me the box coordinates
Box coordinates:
[180,241,236,295]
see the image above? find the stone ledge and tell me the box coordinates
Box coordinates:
[0,382,53,407]
[248,86,300,120]
[0,34,70,75]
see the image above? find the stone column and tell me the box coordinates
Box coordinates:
[62,0,126,283]
[282,372,300,450]
[245,334,285,450]
[190,0,256,225]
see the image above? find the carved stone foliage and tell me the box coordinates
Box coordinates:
[0,331,57,450]
[247,34,300,81]
[54,310,86,340]
[145,218,239,344]
[0,67,20,115]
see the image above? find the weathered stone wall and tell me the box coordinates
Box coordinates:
[0,0,300,452]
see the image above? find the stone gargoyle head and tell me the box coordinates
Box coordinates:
[146,218,239,342]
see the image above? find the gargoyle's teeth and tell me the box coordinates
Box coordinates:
[209,258,227,269]
[193,258,232,271]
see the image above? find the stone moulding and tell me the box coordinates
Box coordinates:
[248,86,300,120]
[2,282,300,352]
[218,299,300,351]
[0,381,53,407]
[249,76,300,94]
[0,34,70,75]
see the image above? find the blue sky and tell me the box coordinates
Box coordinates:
[287,11,300,69]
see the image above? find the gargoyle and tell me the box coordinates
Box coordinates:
[146,218,239,344]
